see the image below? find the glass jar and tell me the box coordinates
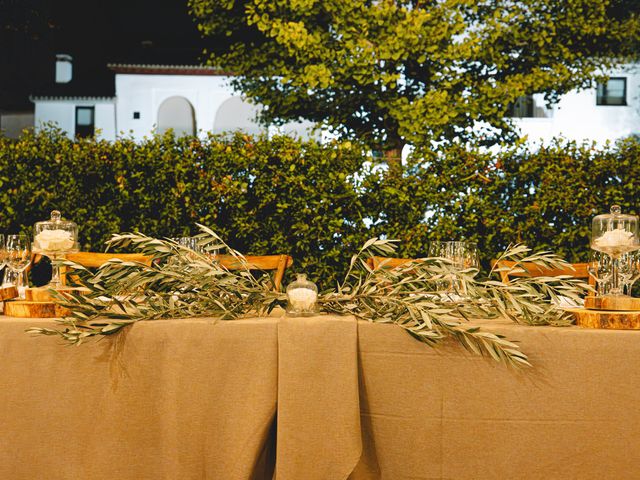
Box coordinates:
[33,210,79,287]
[286,273,318,316]
[591,205,640,296]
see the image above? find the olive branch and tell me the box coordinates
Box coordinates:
[27,225,590,368]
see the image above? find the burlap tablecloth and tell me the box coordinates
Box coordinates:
[277,315,361,480]
[0,316,279,480]
[3,313,640,479]
[351,318,640,479]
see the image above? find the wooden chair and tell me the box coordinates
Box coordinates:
[61,252,154,285]
[367,256,420,270]
[62,252,293,291]
[216,254,293,291]
[65,252,154,268]
[491,259,595,287]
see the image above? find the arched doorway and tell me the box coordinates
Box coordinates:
[213,97,263,135]
[157,96,196,136]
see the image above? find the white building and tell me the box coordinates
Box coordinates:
[31,57,313,141]
[31,56,639,145]
[511,65,640,145]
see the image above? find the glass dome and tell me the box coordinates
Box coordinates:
[592,205,639,257]
[286,273,318,316]
[33,210,79,287]
[591,205,640,296]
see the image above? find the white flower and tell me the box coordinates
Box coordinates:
[35,229,74,252]
[594,228,636,248]
[287,287,317,310]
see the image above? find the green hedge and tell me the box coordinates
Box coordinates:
[1,128,638,287]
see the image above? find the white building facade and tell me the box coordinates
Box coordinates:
[32,63,315,142]
[111,64,265,140]
[32,61,639,145]
[513,65,640,145]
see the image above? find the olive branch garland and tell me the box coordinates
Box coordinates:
[27,225,590,368]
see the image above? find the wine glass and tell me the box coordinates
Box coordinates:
[588,251,613,296]
[0,234,6,283]
[428,241,479,296]
[619,252,640,296]
[6,234,31,298]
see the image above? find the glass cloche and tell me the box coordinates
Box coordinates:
[591,205,640,296]
[33,210,79,287]
[286,273,318,316]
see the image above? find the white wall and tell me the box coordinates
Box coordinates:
[516,65,640,145]
[32,64,640,146]
[95,103,116,139]
[0,112,34,138]
[114,73,264,140]
[34,99,116,140]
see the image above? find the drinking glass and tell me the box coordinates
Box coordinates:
[6,234,31,298]
[619,251,640,296]
[0,234,6,282]
[588,251,613,296]
[0,233,11,292]
[428,241,479,295]
[171,236,218,261]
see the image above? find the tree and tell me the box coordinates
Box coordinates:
[189,0,640,156]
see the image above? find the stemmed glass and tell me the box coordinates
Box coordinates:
[619,252,640,296]
[6,234,31,298]
[428,241,479,296]
[171,236,218,262]
[588,251,613,296]
[0,234,6,283]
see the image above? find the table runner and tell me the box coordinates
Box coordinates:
[0,316,279,480]
[4,314,640,479]
[276,315,362,480]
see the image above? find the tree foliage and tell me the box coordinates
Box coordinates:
[188,0,640,151]
[189,0,640,150]
[1,128,639,287]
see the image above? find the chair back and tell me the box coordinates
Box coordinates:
[64,252,292,291]
[491,259,595,286]
[367,256,418,270]
[65,252,153,268]
[217,254,293,291]
[62,252,153,285]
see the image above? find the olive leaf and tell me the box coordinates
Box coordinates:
[27,227,590,368]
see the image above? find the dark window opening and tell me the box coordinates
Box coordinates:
[597,78,627,106]
[75,106,95,138]
[508,95,534,118]
[133,111,140,119]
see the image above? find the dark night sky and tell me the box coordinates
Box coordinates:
[1,0,208,109]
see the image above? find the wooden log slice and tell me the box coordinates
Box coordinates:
[0,286,18,301]
[4,300,70,318]
[584,295,640,311]
[573,308,640,330]
[25,286,90,302]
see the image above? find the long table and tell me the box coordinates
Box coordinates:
[1,314,639,479]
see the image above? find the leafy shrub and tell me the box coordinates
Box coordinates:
[1,128,638,287]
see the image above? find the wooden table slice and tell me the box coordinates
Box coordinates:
[0,286,18,301]
[572,308,640,330]
[584,295,640,311]
[24,286,90,302]
[4,300,70,318]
